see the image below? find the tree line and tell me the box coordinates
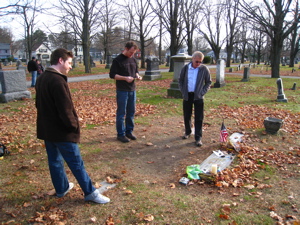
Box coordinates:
[0,0,299,78]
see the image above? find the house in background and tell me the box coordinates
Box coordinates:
[0,43,11,59]
[33,43,52,63]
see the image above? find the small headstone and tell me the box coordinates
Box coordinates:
[214,59,226,88]
[0,70,31,103]
[292,68,296,73]
[229,68,233,72]
[276,78,288,102]
[291,82,296,90]
[241,67,250,82]
[143,56,161,81]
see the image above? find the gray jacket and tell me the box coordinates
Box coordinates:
[179,63,212,101]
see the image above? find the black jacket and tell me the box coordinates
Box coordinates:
[27,60,38,72]
[35,67,80,142]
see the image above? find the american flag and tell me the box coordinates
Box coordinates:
[220,122,228,142]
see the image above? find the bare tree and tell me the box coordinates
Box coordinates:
[182,0,203,55]
[16,0,42,59]
[96,0,121,64]
[150,0,185,72]
[123,0,159,68]
[198,1,226,62]
[240,0,299,78]
[289,0,299,67]
[225,0,241,67]
[235,23,249,63]
[56,0,102,73]
[0,27,13,43]
[0,1,21,16]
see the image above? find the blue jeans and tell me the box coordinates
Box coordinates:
[116,90,136,137]
[44,141,96,196]
[31,71,37,86]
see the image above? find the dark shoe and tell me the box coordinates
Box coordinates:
[117,136,130,143]
[126,133,137,140]
[195,140,203,147]
[182,134,190,139]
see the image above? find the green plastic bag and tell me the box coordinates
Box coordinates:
[186,165,202,180]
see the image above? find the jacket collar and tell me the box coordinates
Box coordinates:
[45,67,68,81]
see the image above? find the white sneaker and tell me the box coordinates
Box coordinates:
[57,182,74,198]
[84,189,110,204]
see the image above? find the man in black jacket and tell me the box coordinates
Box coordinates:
[27,56,38,87]
[35,48,110,204]
[179,51,212,147]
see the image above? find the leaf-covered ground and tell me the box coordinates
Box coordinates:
[0,77,300,225]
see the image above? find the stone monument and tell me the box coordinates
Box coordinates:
[0,70,31,103]
[143,56,161,81]
[241,67,250,82]
[167,53,192,98]
[276,78,288,102]
[213,59,226,88]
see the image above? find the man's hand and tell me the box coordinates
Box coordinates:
[136,74,142,81]
[125,76,135,83]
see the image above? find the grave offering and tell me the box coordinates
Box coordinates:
[264,117,283,134]
[182,133,243,184]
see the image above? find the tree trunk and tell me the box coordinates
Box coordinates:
[82,0,91,73]
[140,29,145,69]
[270,41,282,78]
[226,44,233,67]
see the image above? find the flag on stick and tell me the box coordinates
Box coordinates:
[220,122,228,142]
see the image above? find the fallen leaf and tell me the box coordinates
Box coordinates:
[47,189,56,196]
[168,183,176,188]
[144,214,154,222]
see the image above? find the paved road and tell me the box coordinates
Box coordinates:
[25,66,299,88]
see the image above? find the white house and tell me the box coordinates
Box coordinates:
[0,43,11,59]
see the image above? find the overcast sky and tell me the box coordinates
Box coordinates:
[1,0,61,40]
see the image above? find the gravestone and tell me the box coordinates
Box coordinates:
[167,53,192,98]
[241,67,250,82]
[143,56,161,81]
[0,70,31,103]
[291,82,296,90]
[229,68,233,72]
[214,59,226,88]
[276,78,288,103]
[90,56,96,67]
[165,56,170,67]
[105,55,112,69]
[73,56,77,68]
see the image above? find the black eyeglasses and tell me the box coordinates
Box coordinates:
[195,61,201,63]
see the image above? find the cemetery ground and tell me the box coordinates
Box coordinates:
[0,66,300,225]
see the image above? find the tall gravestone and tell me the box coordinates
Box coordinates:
[0,70,31,103]
[105,55,112,69]
[214,59,226,88]
[276,78,288,103]
[241,67,250,82]
[143,56,161,81]
[167,53,192,98]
